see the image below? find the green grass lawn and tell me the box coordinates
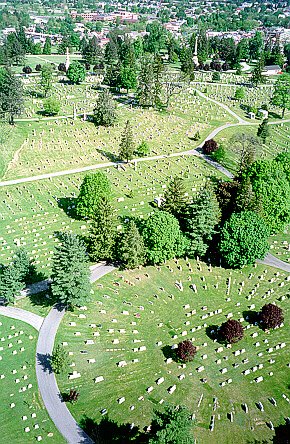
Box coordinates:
[0,155,224,274]
[55,258,289,444]
[0,316,64,443]
[1,85,236,180]
[214,123,290,174]
[10,54,82,74]
[269,227,290,263]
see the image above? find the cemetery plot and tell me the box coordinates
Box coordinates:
[215,123,290,174]
[0,316,64,443]
[194,82,289,121]
[269,227,290,262]
[0,155,223,272]
[12,54,82,74]
[3,88,235,180]
[56,259,289,444]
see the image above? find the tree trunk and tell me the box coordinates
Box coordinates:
[282,107,285,119]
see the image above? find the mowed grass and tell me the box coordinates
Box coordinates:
[215,123,290,174]
[2,85,236,180]
[0,316,64,443]
[11,54,82,74]
[56,259,289,444]
[194,82,290,122]
[0,155,224,274]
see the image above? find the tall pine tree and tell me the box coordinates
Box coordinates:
[184,187,221,257]
[88,197,116,261]
[51,232,91,308]
[119,120,134,162]
[0,265,24,304]
[118,220,145,269]
[162,176,188,218]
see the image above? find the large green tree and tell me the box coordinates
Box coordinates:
[51,232,91,308]
[257,119,270,143]
[184,187,221,257]
[149,404,195,444]
[142,211,187,264]
[13,248,35,285]
[118,220,145,269]
[245,159,290,232]
[137,55,155,107]
[0,265,24,304]
[219,211,270,268]
[119,120,135,162]
[0,67,24,124]
[88,197,116,262]
[162,176,188,218]
[67,61,86,84]
[76,172,111,219]
[93,90,117,127]
[39,63,54,98]
[271,73,290,118]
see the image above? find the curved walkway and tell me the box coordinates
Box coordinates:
[258,252,290,272]
[0,306,44,331]
[35,263,115,444]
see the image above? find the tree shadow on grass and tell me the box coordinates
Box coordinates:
[268,111,282,120]
[161,345,178,362]
[36,352,52,373]
[79,415,149,443]
[57,197,80,220]
[242,310,260,326]
[272,422,290,444]
[28,289,55,308]
[96,148,120,163]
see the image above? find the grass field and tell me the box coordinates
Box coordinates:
[55,258,290,444]
[214,123,290,174]
[193,82,290,122]
[0,155,224,273]
[12,54,82,74]
[1,85,236,180]
[0,316,64,443]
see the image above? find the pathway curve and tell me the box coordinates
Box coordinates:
[0,305,44,330]
[258,253,290,273]
[35,262,115,444]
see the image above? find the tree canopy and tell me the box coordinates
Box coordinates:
[219,210,270,268]
[76,172,111,219]
[142,211,187,264]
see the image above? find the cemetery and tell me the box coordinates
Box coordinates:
[0,29,289,444]
[0,315,64,443]
[55,258,289,443]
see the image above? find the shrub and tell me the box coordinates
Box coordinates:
[58,63,66,72]
[43,97,61,116]
[203,139,218,154]
[176,340,197,362]
[22,66,32,74]
[220,319,244,343]
[35,64,42,72]
[260,303,284,329]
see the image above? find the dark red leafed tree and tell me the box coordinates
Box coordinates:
[35,64,42,71]
[203,139,218,154]
[23,66,32,74]
[220,319,244,343]
[58,63,66,72]
[260,303,284,329]
[176,340,197,362]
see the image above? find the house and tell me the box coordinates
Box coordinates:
[263,65,282,75]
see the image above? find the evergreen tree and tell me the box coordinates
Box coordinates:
[88,197,116,262]
[0,265,24,304]
[43,37,52,55]
[149,404,195,444]
[137,55,155,107]
[13,248,35,284]
[235,177,257,213]
[119,120,135,162]
[39,64,54,98]
[152,54,164,109]
[0,67,24,124]
[76,172,111,219]
[184,187,221,257]
[118,220,145,269]
[251,57,265,87]
[82,36,102,64]
[50,344,69,374]
[117,64,137,93]
[93,90,117,127]
[271,73,290,118]
[162,176,188,218]
[51,232,91,308]
[257,119,270,143]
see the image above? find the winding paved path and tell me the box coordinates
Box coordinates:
[258,253,290,272]
[0,306,44,331]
